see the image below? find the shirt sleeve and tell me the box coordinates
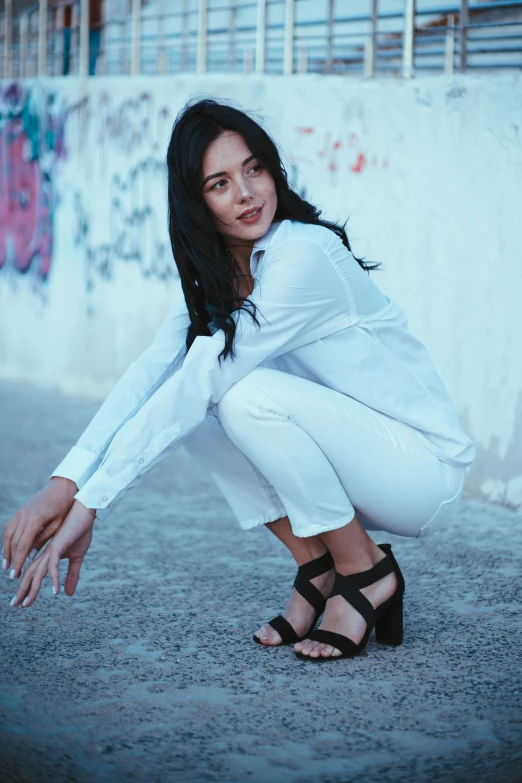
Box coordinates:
[50,275,190,496]
[74,238,350,518]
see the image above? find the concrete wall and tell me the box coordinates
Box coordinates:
[1,72,521,509]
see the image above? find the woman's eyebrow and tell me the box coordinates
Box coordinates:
[202,154,256,186]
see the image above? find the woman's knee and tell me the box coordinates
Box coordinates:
[216,366,276,432]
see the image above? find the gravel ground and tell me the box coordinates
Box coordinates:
[0,379,521,783]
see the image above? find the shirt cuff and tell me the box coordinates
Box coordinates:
[50,446,101,490]
[73,467,116,511]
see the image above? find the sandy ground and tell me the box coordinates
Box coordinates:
[0,379,521,783]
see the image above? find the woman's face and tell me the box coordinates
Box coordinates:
[201,130,277,248]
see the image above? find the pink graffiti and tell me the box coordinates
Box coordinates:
[0,83,65,281]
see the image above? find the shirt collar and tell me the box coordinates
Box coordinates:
[249,220,283,268]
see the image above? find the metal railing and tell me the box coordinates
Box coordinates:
[1,0,522,79]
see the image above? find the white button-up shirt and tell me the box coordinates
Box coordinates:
[51,219,475,519]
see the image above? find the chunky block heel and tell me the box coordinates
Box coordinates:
[295,543,406,662]
[375,594,403,646]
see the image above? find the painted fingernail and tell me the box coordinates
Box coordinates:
[9,569,16,579]
[22,597,30,607]
[2,559,7,570]
[10,596,17,607]
[29,549,37,560]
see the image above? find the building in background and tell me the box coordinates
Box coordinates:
[1,0,521,79]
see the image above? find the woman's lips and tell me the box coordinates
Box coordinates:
[238,206,263,224]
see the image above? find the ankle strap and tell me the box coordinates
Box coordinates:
[297,550,335,582]
[331,553,394,592]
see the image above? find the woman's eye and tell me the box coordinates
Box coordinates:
[249,164,262,174]
[212,179,227,191]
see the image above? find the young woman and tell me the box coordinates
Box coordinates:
[3,99,475,661]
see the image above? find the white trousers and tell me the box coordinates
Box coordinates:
[181,366,465,539]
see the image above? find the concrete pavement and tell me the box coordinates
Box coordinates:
[0,379,521,783]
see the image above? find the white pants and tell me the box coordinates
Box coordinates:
[181,366,465,539]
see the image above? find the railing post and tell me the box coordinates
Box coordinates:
[460,0,468,72]
[96,0,106,74]
[363,38,373,78]
[157,0,167,74]
[181,0,190,71]
[255,0,266,73]
[283,0,294,75]
[20,13,29,77]
[0,17,4,79]
[79,0,89,77]
[444,13,455,74]
[364,0,377,78]
[54,5,64,75]
[33,9,41,75]
[402,0,415,78]
[326,0,334,74]
[4,0,13,78]
[119,0,128,75]
[38,0,48,76]
[228,0,237,71]
[197,0,207,73]
[131,0,141,74]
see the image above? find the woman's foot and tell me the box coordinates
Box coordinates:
[294,545,399,658]
[254,566,335,645]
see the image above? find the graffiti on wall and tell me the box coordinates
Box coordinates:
[74,157,177,290]
[1,84,391,298]
[287,126,390,197]
[0,82,66,283]
[72,91,177,291]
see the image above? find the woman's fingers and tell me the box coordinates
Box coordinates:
[5,513,44,578]
[2,512,19,570]
[48,551,61,597]
[10,551,52,608]
[2,482,77,575]
[8,501,95,609]
[64,555,84,597]
[30,518,63,560]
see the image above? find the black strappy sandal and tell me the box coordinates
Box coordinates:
[295,543,405,661]
[253,550,335,646]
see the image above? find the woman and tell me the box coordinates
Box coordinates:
[3,99,475,661]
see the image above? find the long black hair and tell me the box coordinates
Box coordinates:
[166,97,381,365]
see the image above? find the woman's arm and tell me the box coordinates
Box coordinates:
[2,277,190,576]
[50,276,190,495]
[74,238,352,517]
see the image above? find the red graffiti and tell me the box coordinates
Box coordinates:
[289,126,389,178]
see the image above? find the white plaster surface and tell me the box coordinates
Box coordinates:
[0,72,520,507]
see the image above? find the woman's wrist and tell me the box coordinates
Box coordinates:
[50,476,79,493]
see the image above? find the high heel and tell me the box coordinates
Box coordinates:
[295,543,405,661]
[253,550,335,646]
[375,589,403,646]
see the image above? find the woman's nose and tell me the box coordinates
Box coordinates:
[234,178,253,200]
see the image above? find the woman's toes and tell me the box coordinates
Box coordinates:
[255,624,282,646]
[295,639,312,655]
[319,644,335,657]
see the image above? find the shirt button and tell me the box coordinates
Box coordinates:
[102,495,108,502]
[138,457,144,465]
[108,502,115,509]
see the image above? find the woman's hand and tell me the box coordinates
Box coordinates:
[2,477,79,579]
[9,500,96,609]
